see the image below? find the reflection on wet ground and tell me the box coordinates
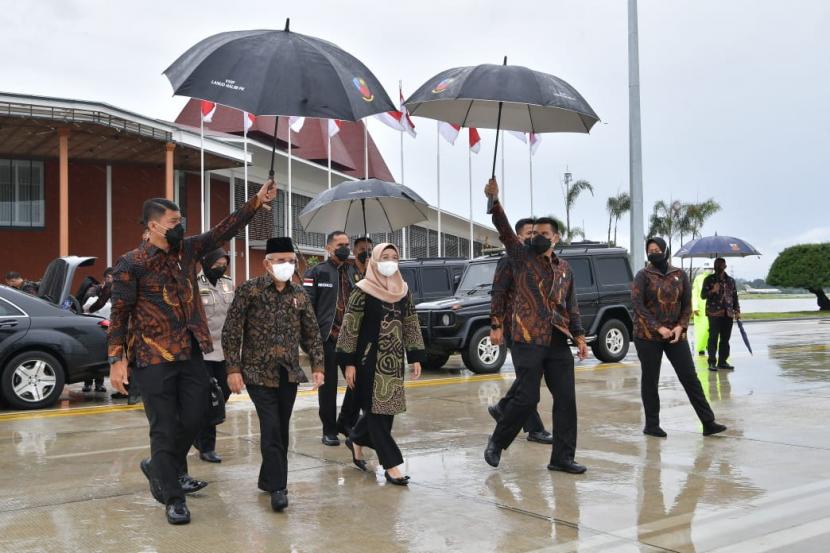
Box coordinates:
[1,320,830,552]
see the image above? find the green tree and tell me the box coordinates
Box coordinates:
[606,192,631,246]
[564,179,593,242]
[767,243,830,311]
[685,199,721,239]
[647,200,683,254]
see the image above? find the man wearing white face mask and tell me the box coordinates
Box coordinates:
[221,237,325,512]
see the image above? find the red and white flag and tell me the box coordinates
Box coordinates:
[327,119,341,137]
[200,100,217,123]
[530,132,542,155]
[399,87,416,138]
[375,110,406,131]
[289,116,305,133]
[438,122,460,145]
[469,128,481,153]
[508,130,528,143]
[243,112,255,134]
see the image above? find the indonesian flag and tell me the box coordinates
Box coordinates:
[328,119,341,137]
[508,130,528,143]
[399,87,416,138]
[243,112,255,134]
[469,128,481,153]
[375,110,405,131]
[438,121,460,145]
[289,116,305,133]
[530,132,542,155]
[200,100,217,123]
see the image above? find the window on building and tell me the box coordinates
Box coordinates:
[0,159,45,228]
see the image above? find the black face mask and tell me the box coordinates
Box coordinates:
[163,223,185,252]
[204,266,226,287]
[357,251,369,264]
[524,235,552,255]
[648,252,669,273]
[334,246,350,261]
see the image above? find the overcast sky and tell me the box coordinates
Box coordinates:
[3,0,828,278]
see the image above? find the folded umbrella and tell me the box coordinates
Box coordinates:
[736,319,753,355]
[676,235,761,258]
[404,57,599,212]
[298,179,430,236]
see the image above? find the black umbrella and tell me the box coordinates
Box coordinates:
[676,235,762,258]
[298,179,430,236]
[164,19,396,176]
[736,319,753,355]
[404,57,599,212]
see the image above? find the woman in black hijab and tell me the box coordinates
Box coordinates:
[630,237,727,438]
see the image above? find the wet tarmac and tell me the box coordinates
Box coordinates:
[1,319,829,552]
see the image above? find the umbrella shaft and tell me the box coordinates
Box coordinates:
[487,102,504,214]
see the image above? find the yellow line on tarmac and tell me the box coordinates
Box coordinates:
[0,362,636,423]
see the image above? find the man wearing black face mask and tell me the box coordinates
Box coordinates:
[303,231,359,445]
[108,179,276,524]
[353,236,374,279]
[194,248,233,463]
[701,258,740,370]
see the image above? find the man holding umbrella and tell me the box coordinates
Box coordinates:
[483,178,589,474]
[702,258,741,370]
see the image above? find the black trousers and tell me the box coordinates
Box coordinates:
[193,360,231,453]
[132,338,209,504]
[497,339,546,434]
[635,339,715,429]
[350,360,403,470]
[319,338,359,436]
[83,376,105,387]
[707,316,734,365]
[492,343,576,464]
[247,372,298,493]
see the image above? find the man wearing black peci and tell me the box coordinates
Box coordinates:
[489,217,554,445]
[483,178,589,474]
[108,178,276,525]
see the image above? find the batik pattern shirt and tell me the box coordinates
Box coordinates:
[222,277,324,388]
[490,256,514,338]
[108,195,261,367]
[631,265,692,341]
[491,201,585,346]
[701,273,740,318]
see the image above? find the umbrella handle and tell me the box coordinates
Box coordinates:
[486,101,504,214]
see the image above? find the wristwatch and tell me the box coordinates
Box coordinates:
[108,355,123,365]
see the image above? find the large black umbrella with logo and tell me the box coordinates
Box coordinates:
[164,19,396,176]
[405,58,600,212]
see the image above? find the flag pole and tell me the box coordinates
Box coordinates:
[436,122,442,257]
[364,119,369,179]
[529,138,534,217]
[399,80,407,259]
[288,119,293,238]
[243,114,250,280]
[327,126,332,189]
[468,140,473,260]
[200,117,206,232]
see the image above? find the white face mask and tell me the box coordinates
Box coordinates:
[377,261,398,277]
[271,262,295,282]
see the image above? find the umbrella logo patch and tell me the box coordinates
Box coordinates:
[730,243,740,251]
[353,78,374,102]
[432,78,454,94]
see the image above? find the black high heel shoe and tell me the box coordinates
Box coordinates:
[384,471,410,486]
[345,439,368,472]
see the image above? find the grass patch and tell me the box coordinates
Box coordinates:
[741,311,828,321]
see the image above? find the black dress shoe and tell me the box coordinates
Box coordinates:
[81,384,92,393]
[643,426,668,438]
[140,458,164,504]
[111,392,128,399]
[127,392,141,405]
[527,431,554,444]
[322,434,341,446]
[717,363,735,370]
[337,424,353,439]
[484,436,502,468]
[384,471,410,486]
[166,500,191,525]
[271,490,289,512]
[703,422,727,436]
[488,404,503,423]
[95,385,107,393]
[708,360,718,371]
[345,439,368,472]
[199,451,222,463]
[179,474,208,494]
[547,460,588,474]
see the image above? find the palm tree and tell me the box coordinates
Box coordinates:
[612,192,631,245]
[648,200,684,254]
[565,178,593,242]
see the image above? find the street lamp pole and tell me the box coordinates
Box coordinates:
[628,0,645,270]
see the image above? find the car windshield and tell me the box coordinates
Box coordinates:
[457,261,498,295]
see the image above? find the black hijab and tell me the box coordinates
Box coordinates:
[646,237,670,274]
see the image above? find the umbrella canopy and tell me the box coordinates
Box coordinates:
[298,179,430,236]
[676,235,762,258]
[164,22,395,120]
[403,62,599,133]
[736,320,753,355]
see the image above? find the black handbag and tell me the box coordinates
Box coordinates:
[207,377,226,426]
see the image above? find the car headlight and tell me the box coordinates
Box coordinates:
[441,314,452,326]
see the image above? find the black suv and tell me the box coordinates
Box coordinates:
[399,258,468,305]
[416,243,634,373]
